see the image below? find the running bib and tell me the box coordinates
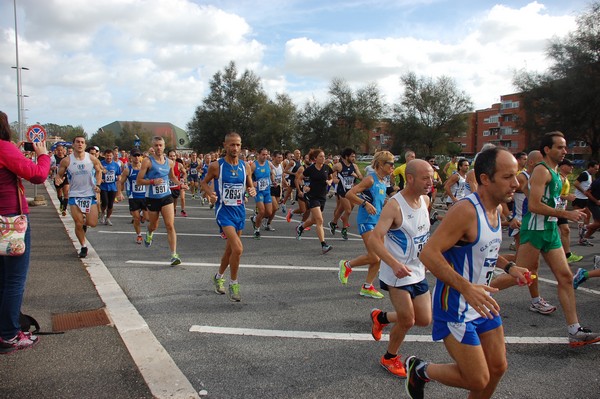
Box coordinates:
[223,183,244,206]
[190,168,198,175]
[413,233,429,258]
[152,182,169,195]
[105,171,116,183]
[257,178,269,191]
[132,182,146,194]
[76,198,92,214]
[342,176,354,190]
[548,196,561,222]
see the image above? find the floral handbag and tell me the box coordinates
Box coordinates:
[0,180,28,256]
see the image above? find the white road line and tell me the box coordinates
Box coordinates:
[44,181,200,399]
[189,325,579,345]
[98,230,362,241]
[125,260,367,272]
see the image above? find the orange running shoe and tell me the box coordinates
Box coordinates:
[380,355,406,378]
[370,308,388,341]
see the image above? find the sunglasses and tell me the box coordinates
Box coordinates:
[385,161,395,166]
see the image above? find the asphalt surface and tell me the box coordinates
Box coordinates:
[2,182,600,398]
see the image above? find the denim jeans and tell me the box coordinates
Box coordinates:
[0,215,31,340]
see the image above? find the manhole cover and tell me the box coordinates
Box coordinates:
[52,308,111,332]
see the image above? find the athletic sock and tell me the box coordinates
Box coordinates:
[415,361,430,380]
[377,311,390,325]
[215,273,224,279]
[566,252,572,258]
[568,323,582,335]
[383,352,397,360]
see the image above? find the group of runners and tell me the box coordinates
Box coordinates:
[49,131,600,398]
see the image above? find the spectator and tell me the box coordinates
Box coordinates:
[0,111,51,354]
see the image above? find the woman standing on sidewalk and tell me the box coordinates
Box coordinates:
[0,111,51,354]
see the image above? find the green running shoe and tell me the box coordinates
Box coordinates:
[170,253,181,266]
[228,283,241,302]
[213,275,226,295]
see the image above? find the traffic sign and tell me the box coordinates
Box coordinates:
[27,124,46,142]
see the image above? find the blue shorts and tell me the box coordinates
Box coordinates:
[432,315,502,345]
[68,196,97,214]
[358,223,376,235]
[380,278,429,298]
[216,204,246,232]
[255,189,273,204]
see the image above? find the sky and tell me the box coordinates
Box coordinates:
[0,0,591,137]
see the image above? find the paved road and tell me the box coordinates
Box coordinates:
[78,194,600,398]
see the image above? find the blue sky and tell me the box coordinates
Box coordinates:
[0,0,590,137]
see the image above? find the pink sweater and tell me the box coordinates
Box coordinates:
[0,140,51,215]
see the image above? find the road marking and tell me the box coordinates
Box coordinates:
[44,181,200,399]
[98,230,362,241]
[189,325,580,345]
[126,260,367,272]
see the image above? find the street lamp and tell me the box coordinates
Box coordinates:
[12,0,29,142]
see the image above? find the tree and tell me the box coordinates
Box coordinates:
[116,122,155,152]
[43,123,87,142]
[391,72,472,156]
[296,98,333,153]
[515,2,600,158]
[326,78,385,153]
[188,61,269,151]
[88,128,117,151]
[254,93,299,150]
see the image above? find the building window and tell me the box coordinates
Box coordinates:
[500,127,512,135]
[483,130,490,136]
[484,115,500,124]
[511,141,518,148]
[501,100,520,109]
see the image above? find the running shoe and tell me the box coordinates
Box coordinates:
[360,285,384,299]
[106,218,113,226]
[567,253,583,263]
[170,254,181,266]
[405,356,429,399]
[429,211,438,226]
[264,224,275,231]
[569,327,600,347]
[509,241,517,251]
[209,203,214,209]
[296,224,303,240]
[322,244,333,254]
[213,275,226,294]
[304,226,311,231]
[380,355,406,378]
[78,246,88,258]
[338,260,352,284]
[341,227,348,240]
[370,308,388,341]
[594,255,600,270]
[136,235,143,245]
[228,283,241,302]
[573,268,588,289]
[281,204,286,214]
[250,215,257,230]
[329,221,337,235]
[579,239,594,247]
[0,331,39,355]
[253,230,261,240]
[99,214,105,225]
[61,210,67,217]
[181,210,187,217]
[144,232,153,247]
[529,298,556,314]
[286,209,293,223]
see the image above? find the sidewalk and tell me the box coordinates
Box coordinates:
[0,182,153,398]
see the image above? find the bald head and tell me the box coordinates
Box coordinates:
[405,159,434,196]
[406,159,432,177]
[527,150,543,172]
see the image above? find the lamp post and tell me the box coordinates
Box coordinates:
[12,0,29,142]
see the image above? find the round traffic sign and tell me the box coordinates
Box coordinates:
[27,124,47,143]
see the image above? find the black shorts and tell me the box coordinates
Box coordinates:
[270,186,282,198]
[128,198,147,212]
[305,194,326,211]
[557,217,569,226]
[386,186,395,196]
[54,177,69,189]
[100,190,117,209]
[573,198,589,209]
[146,196,174,212]
[589,203,600,221]
[171,189,181,199]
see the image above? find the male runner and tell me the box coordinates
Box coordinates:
[393,150,415,190]
[329,148,362,240]
[55,136,103,258]
[266,151,285,230]
[573,160,599,246]
[201,132,256,302]
[137,136,188,266]
[118,149,147,244]
[444,158,469,207]
[51,144,69,216]
[510,132,600,346]
[187,152,201,199]
[406,147,531,399]
[250,148,275,239]
[99,149,121,226]
[367,159,435,378]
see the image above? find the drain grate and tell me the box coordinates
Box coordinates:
[52,308,111,332]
